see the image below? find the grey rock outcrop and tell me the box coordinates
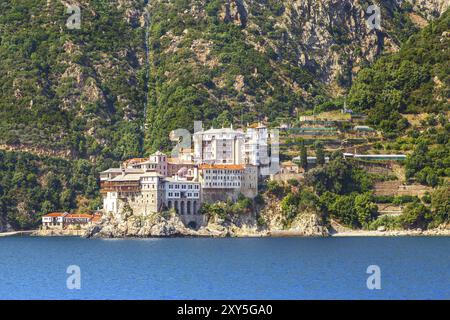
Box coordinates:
[85,211,195,238]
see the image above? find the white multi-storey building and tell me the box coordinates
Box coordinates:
[101,172,201,216]
[165,177,201,215]
[245,123,269,167]
[193,126,245,165]
[199,164,244,189]
[198,164,258,201]
[193,124,274,173]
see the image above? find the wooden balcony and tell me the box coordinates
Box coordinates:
[100,181,140,194]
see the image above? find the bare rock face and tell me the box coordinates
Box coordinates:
[86,193,329,238]
[223,0,248,27]
[404,0,450,19]
[258,196,329,237]
[250,0,447,85]
[85,211,194,238]
[289,212,329,237]
[152,0,447,93]
[197,211,267,237]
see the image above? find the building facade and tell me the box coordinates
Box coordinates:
[100,124,276,227]
[41,212,101,228]
[193,126,245,165]
[245,123,269,167]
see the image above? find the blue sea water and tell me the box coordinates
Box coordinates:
[0,236,449,300]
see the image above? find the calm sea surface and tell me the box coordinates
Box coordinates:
[0,236,449,300]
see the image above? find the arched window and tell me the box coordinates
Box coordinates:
[180,201,185,215]
[193,201,197,215]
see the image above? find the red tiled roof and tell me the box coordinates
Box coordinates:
[43,212,102,222]
[65,214,93,219]
[43,212,66,218]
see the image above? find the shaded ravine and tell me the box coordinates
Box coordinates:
[142,1,151,133]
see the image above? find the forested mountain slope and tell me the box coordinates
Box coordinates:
[349,8,450,134]
[1,0,447,154]
[0,0,147,160]
[0,0,147,230]
[0,0,448,230]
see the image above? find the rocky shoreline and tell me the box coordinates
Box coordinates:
[80,207,331,239]
[83,212,450,239]
[8,212,450,239]
[26,229,450,238]
[332,228,450,237]
[6,227,450,238]
[0,230,36,237]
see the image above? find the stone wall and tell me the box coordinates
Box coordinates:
[179,214,207,229]
[270,173,304,182]
[202,188,241,203]
[374,181,433,197]
[241,165,258,198]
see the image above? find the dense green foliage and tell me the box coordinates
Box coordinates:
[348,10,450,134]
[200,194,253,221]
[299,144,308,170]
[280,189,323,227]
[368,186,450,231]
[0,0,146,159]
[404,119,450,186]
[429,186,450,227]
[266,155,382,229]
[0,1,145,229]
[305,155,375,196]
[0,150,103,230]
[319,192,378,229]
[315,142,326,166]
[304,156,381,228]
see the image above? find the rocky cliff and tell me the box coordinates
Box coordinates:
[404,0,449,19]
[85,195,329,238]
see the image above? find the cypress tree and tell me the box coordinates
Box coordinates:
[300,144,308,171]
[316,142,325,166]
